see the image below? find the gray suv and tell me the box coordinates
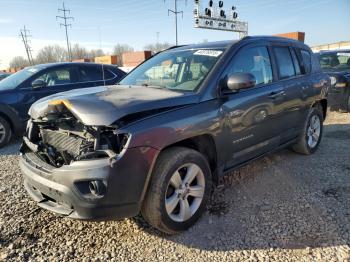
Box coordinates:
[20,36,329,234]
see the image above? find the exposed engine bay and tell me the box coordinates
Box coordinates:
[22,102,129,168]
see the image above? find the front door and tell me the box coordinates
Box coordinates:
[16,66,79,121]
[217,44,287,169]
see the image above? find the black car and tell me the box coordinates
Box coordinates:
[0,62,125,147]
[20,36,329,234]
[319,50,350,112]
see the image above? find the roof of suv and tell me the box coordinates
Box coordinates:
[174,35,308,51]
[30,62,118,70]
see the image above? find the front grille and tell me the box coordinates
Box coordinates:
[41,129,83,156]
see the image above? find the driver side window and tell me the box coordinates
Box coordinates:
[33,68,74,87]
[229,46,273,86]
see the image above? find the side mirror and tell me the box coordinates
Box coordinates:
[31,79,47,89]
[224,73,256,92]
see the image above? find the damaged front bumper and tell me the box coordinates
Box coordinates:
[20,141,160,220]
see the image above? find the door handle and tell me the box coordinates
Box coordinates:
[268,90,285,99]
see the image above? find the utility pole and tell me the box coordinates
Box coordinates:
[166,0,185,45]
[98,26,102,49]
[156,32,160,44]
[19,26,34,65]
[57,2,74,61]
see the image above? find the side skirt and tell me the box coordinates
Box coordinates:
[217,138,298,185]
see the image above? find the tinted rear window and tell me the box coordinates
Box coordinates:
[273,47,295,79]
[79,66,103,82]
[301,50,312,74]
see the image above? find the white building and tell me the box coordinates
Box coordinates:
[312,41,350,53]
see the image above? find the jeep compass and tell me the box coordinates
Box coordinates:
[20,36,329,234]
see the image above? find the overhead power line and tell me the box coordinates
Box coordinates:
[56,2,74,61]
[19,26,34,65]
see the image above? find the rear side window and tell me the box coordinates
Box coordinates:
[273,47,295,79]
[301,50,312,74]
[229,46,273,85]
[79,66,103,82]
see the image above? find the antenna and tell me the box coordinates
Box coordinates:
[19,26,34,65]
[57,2,74,61]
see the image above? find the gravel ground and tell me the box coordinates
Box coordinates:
[0,111,349,261]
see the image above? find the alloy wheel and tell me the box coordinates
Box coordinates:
[0,122,6,144]
[165,163,205,222]
[307,115,321,148]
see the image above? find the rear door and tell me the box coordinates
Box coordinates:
[271,45,307,142]
[77,65,120,87]
[218,44,288,169]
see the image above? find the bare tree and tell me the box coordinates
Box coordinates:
[35,45,68,64]
[112,44,134,66]
[70,43,89,60]
[9,56,30,68]
[88,49,105,59]
[144,42,172,54]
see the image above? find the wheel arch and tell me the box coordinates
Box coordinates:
[161,134,219,184]
[312,99,327,121]
[0,112,14,133]
[0,105,23,136]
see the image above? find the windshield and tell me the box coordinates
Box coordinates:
[319,51,350,71]
[119,48,225,91]
[0,67,40,90]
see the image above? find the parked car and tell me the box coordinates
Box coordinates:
[20,36,329,234]
[0,73,11,81]
[0,62,125,147]
[319,50,350,112]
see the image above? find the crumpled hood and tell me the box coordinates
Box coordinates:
[29,85,198,126]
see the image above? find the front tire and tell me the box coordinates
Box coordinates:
[141,147,212,234]
[0,117,12,148]
[292,106,323,155]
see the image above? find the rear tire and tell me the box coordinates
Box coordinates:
[141,147,212,234]
[0,117,12,148]
[292,106,323,155]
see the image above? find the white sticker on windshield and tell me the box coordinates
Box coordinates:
[337,52,350,57]
[194,50,223,57]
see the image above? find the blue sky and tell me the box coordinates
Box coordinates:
[0,0,349,68]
